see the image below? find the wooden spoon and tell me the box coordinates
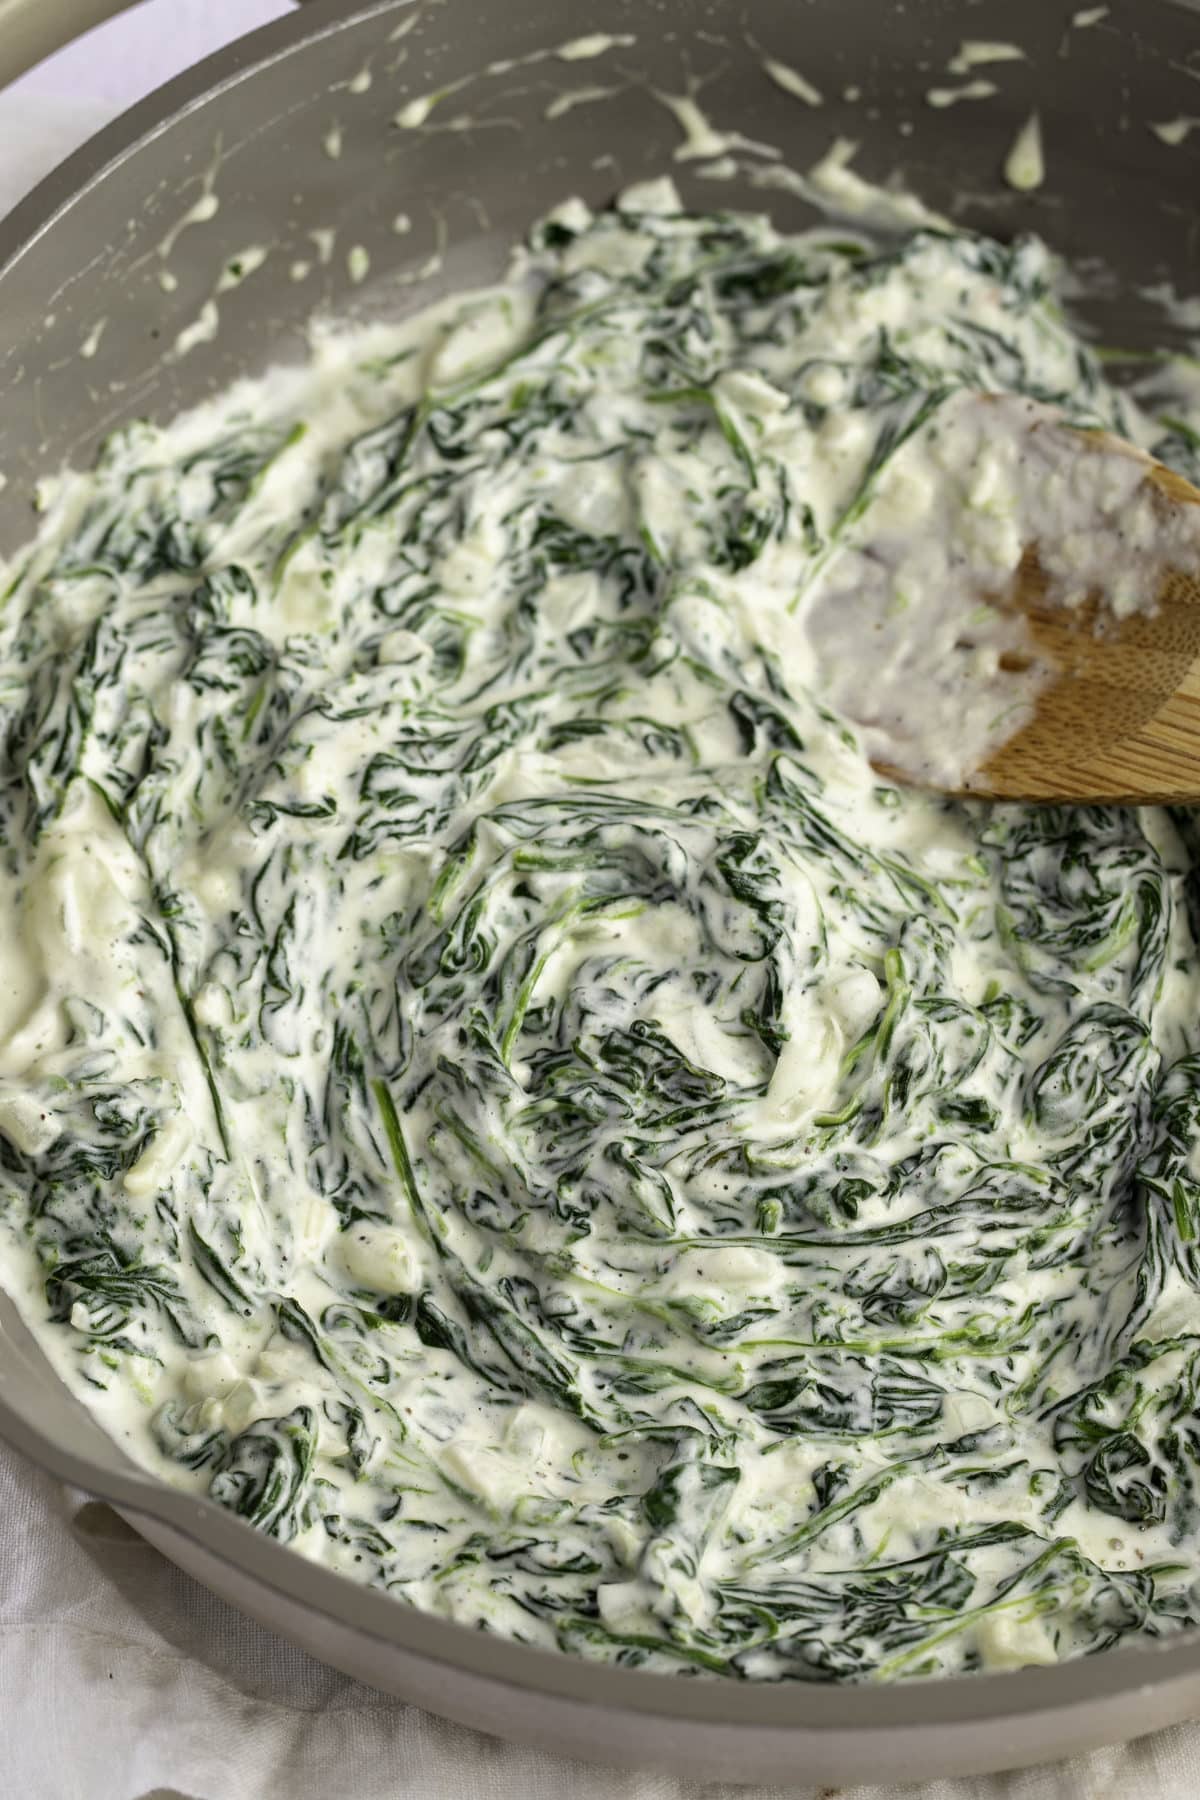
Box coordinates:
[953,432,1200,805]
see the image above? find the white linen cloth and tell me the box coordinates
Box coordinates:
[3,5,1200,1795]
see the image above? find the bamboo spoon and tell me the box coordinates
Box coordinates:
[944,428,1200,805]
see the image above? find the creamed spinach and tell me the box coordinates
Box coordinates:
[2,177,1200,1682]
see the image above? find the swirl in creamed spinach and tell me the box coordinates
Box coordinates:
[3,176,1200,1683]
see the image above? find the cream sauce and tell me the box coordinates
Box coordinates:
[1151,118,1200,148]
[1004,113,1045,192]
[762,59,824,108]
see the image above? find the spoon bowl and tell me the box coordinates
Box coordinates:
[933,422,1200,804]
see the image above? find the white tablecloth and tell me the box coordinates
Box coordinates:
[4,6,1200,1795]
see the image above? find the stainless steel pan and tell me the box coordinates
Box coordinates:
[1,0,1199,1780]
